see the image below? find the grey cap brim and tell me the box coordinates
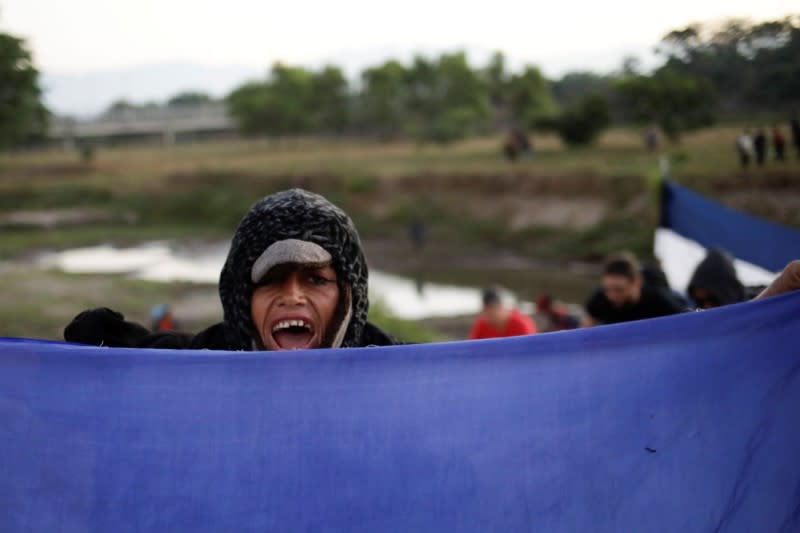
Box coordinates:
[251,239,332,283]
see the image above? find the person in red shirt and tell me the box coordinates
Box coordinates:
[773,126,786,161]
[150,303,180,332]
[468,286,537,340]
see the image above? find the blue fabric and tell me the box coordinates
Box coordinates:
[2,294,800,532]
[661,180,800,273]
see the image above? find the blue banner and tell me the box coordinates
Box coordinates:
[661,180,800,273]
[2,293,800,532]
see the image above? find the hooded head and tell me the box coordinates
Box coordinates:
[687,248,746,308]
[218,189,369,350]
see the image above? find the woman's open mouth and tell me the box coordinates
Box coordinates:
[269,318,316,350]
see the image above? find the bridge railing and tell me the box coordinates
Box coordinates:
[49,103,236,140]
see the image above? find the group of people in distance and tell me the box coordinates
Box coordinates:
[468,247,775,340]
[502,128,533,162]
[736,118,800,168]
[65,188,800,351]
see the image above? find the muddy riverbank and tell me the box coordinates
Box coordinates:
[1,164,798,341]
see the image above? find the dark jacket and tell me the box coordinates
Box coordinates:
[641,261,691,308]
[64,308,398,350]
[585,286,686,325]
[687,249,746,307]
[64,189,399,350]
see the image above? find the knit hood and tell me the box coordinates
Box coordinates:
[218,189,369,350]
[687,248,746,307]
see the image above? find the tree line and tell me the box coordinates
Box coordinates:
[225,14,799,145]
[0,32,47,148]
[226,53,606,145]
[1,15,798,149]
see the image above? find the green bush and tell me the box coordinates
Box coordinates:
[543,94,611,147]
[78,143,95,164]
[533,94,611,147]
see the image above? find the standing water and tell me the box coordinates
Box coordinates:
[37,242,486,320]
[38,241,596,320]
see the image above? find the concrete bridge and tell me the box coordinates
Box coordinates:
[49,103,237,146]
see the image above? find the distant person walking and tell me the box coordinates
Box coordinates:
[773,126,786,161]
[790,116,800,159]
[736,129,754,169]
[644,126,659,152]
[753,128,767,166]
[408,218,427,250]
[503,128,532,162]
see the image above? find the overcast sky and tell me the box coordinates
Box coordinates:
[2,0,797,114]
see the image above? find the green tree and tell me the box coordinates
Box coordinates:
[745,18,800,108]
[507,66,557,127]
[226,81,271,135]
[616,70,716,141]
[167,91,213,107]
[551,71,612,107]
[226,63,316,136]
[262,63,315,134]
[483,51,512,129]
[562,94,611,146]
[656,15,800,113]
[310,65,350,133]
[539,93,611,147]
[404,52,489,143]
[485,51,508,109]
[404,55,438,136]
[0,32,47,148]
[102,99,139,119]
[357,60,408,140]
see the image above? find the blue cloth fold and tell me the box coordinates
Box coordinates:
[661,180,800,272]
[2,293,800,532]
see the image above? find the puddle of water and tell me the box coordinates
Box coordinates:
[37,242,485,320]
[38,241,228,283]
[368,270,482,320]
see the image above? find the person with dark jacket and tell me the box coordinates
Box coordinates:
[640,260,691,307]
[686,249,746,309]
[64,189,398,350]
[753,128,767,166]
[583,252,686,326]
[791,116,800,159]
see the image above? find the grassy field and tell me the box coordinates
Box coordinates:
[2,125,797,257]
[1,125,798,341]
[4,126,794,182]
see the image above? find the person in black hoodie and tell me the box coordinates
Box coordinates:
[753,128,767,166]
[686,249,746,309]
[64,189,397,350]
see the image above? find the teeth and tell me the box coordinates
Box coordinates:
[272,319,310,332]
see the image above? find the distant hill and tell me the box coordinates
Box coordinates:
[41,63,264,118]
[40,43,656,118]
[38,49,475,118]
